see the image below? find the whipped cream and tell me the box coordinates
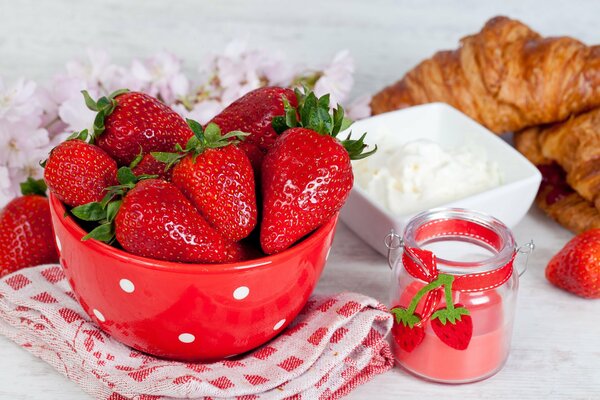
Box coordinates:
[353,138,502,215]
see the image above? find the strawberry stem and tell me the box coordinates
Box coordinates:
[81,89,130,142]
[273,88,376,160]
[405,274,453,315]
[152,120,249,169]
[442,275,456,312]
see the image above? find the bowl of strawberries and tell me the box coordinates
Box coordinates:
[44,86,375,361]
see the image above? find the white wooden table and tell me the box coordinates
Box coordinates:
[1,1,600,399]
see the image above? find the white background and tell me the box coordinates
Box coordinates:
[1,0,599,399]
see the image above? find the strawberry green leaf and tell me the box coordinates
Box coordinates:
[107,88,129,100]
[431,306,470,325]
[282,96,298,128]
[340,117,353,132]
[390,307,421,329]
[96,97,111,110]
[219,130,249,142]
[66,129,89,142]
[71,202,107,221]
[151,152,184,169]
[20,177,47,197]
[129,148,144,169]
[332,106,345,137]
[82,222,115,243]
[186,119,205,141]
[117,167,137,185]
[106,200,122,223]
[185,136,201,151]
[39,159,47,168]
[340,131,377,160]
[203,122,222,143]
[83,89,129,141]
[272,116,287,134]
[317,93,331,109]
[81,91,98,111]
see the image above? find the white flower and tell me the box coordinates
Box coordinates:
[0,122,50,168]
[6,149,47,201]
[130,51,189,104]
[346,94,372,120]
[313,50,354,107]
[0,78,43,127]
[172,100,224,125]
[66,48,128,93]
[58,90,98,133]
[0,166,13,208]
[45,76,96,134]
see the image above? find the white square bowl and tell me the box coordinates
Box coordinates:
[339,103,542,256]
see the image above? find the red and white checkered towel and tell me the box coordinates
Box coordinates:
[0,265,394,400]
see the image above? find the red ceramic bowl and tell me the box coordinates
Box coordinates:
[49,193,338,361]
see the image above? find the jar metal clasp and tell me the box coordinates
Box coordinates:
[384,230,404,270]
[515,240,535,277]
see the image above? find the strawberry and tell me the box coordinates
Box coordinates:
[210,87,298,172]
[0,178,58,277]
[260,90,376,254]
[430,304,473,350]
[114,179,244,263]
[390,307,425,353]
[546,229,600,298]
[131,153,173,181]
[83,90,193,165]
[44,137,118,207]
[157,120,257,242]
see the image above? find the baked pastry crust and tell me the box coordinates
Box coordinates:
[371,16,600,134]
[514,128,600,233]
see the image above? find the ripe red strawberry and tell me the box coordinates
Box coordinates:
[546,229,600,298]
[390,306,424,352]
[260,91,376,254]
[0,178,58,277]
[83,90,193,165]
[115,179,244,263]
[430,304,473,350]
[132,153,173,181]
[210,87,298,172]
[44,138,118,207]
[163,121,257,242]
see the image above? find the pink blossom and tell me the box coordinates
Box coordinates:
[172,100,223,125]
[65,48,129,93]
[0,123,50,168]
[346,94,373,120]
[130,51,189,104]
[0,166,12,208]
[0,78,43,127]
[313,50,354,107]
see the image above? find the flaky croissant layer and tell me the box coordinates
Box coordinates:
[371,16,600,134]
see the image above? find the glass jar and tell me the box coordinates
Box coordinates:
[385,208,533,384]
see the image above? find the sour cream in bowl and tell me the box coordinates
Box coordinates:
[339,103,541,256]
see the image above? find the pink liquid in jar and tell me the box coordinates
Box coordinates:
[392,280,516,383]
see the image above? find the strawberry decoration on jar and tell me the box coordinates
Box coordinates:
[386,208,534,383]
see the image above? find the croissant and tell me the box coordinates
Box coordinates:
[535,108,600,209]
[371,16,600,134]
[514,128,600,233]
